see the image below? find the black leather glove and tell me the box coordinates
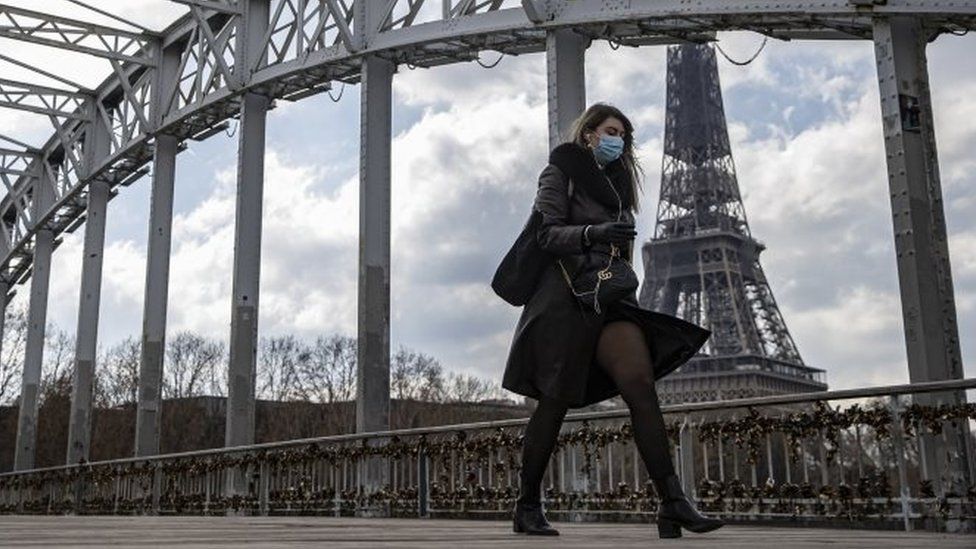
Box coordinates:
[586,221,636,245]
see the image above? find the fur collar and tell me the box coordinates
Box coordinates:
[548,141,633,212]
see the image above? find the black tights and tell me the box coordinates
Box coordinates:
[517,320,675,505]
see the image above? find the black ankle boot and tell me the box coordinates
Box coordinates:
[652,474,724,538]
[512,501,559,535]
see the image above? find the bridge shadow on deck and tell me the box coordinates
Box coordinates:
[0,516,973,548]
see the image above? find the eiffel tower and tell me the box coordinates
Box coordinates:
[639,43,828,405]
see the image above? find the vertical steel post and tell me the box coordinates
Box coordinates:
[784,435,793,484]
[819,429,830,486]
[225,1,271,505]
[873,14,971,499]
[546,27,587,150]
[718,437,725,481]
[135,39,181,458]
[679,414,696,498]
[703,439,710,480]
[67,96,112,464]
[66,181,108,464]
[224,88,268,445]
[0,279,9,417]
[888,395,912,531]
[151,464,162,515]
[562,447,568,493]
[258,462,269,515]
[418,448,430,517]
[355,0,394,510]
[134,131,176,458]
[13,158,56,471]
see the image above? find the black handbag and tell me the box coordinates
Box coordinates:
[556,162,638,314]
[491,208,550,307]
[492,167,580,307]
[557,242,638,314]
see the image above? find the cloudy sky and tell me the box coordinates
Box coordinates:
[1,1,974,395]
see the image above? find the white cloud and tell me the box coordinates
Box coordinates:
[163,149,362,341]
[951,231,976,280]
[394,53,547,109]
[389,93,550,376]
[735,87,887,228]
[789,285,909,389]
[43,147,362,352]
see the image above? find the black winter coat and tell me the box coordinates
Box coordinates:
[501,144,711,408]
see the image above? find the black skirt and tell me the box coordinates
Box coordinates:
[603,296,710,379]
[508,266,711,409]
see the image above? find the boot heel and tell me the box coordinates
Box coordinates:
[513,517,524,533]
[657,517,682,538]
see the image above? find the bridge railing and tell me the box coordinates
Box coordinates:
[1,379,974,532]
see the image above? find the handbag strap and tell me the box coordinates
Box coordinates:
[557,242,619,314]
[556,162,625,315]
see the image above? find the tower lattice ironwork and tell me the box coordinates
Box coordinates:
[639,43,827,403]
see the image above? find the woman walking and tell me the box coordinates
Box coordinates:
[498,103,724,539]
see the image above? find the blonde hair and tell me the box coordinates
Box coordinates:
[566,102,645,214]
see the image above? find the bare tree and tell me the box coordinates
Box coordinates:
[94,336,141,407]
[0,302,28,405]
[40,324,75,402]
[163,331,225,399]
[444,371,506,403]
[297,334,356,403]
[257,334,309,401]
[392,344,446,402]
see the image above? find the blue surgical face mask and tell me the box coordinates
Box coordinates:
[592,133,624,164]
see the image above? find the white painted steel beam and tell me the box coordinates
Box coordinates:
[224,0,270,501]
[134,133,178,458]
[12,160,56,471]
[872,14,972,504]
[66,178,109,465]
[546,27,586,150]
[356,0,394,503]
[66,101,111,465]
[134,41,183,458]
[224,92,267,451]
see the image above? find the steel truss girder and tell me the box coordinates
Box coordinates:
[0,3,157,66]
[247,0,358,76]
[0,147,38,181]
[0,0,973,287]
[0,78,92,121]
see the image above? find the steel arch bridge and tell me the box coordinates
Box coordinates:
[0,0,972,493]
